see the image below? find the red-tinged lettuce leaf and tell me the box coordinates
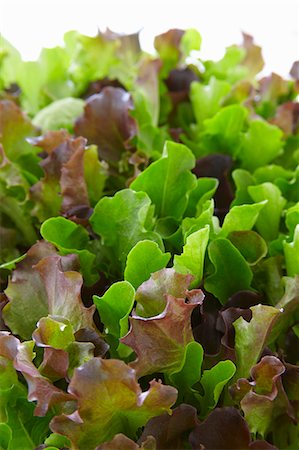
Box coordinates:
[189,407,278,449]
[50,358,177,450]
[240,33,264,79]
[271,102,299,135]
[74,87,137,164]
[2,241,57,338]
[121,291,203,377]
[40,216,98,286]
[13,340,75,416]
[154,29,184,72]
[154,29,201,76]
[100,29,141,63]
[29,129,70,154]
[33,316,104,379]
[59,137,90,216]
[233,305,281,379]
[33,255,95,330]
[256,73,293,116]
[230,356,296,437]
[90,189,163,274]
[0,333,54,449]
[0,332,74,417]
[97,434,156,450]
[38,347,69,381]
[290,61,299,80]
[139,403,198,449]
[30,134,90,222]
[3,241,95,339]
[135,268,194,318]
[0,145,38,247]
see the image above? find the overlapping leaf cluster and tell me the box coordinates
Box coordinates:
[0,28,298,449]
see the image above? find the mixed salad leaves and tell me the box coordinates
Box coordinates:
[0,28,299,449]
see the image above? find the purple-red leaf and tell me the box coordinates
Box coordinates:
[121,291,203,377]
[96,434,156,450]
[140,403,198,449]
[3,241,95,339]
[189,407,278,449]
[74,87,137,163]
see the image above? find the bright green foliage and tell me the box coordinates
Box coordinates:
[198,360,236,418]
[83,145,108,206]
[284,224,299,276]
[201,105,248,156]
[190,77,231,128]
[219,201,266,237]
[93,281,135,357]
[124,240,171,289]
[240,120,283,170]
[168,341,203,392]
[174,226,209,287]
[131,141,196,220]
[205,238,253,303]
[248,182,287,241]
[90,189,163,274]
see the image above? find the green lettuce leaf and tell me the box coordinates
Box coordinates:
[173,226,209,288]
[90,189,163,274]
[33,97,85,132]
[124,240,171,289]
[131,141,196,220]
[204,238,253,304]
[233,305,281,379]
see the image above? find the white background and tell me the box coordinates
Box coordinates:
[1,0,299,77]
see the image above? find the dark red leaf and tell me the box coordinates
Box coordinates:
[74,87,137,163]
